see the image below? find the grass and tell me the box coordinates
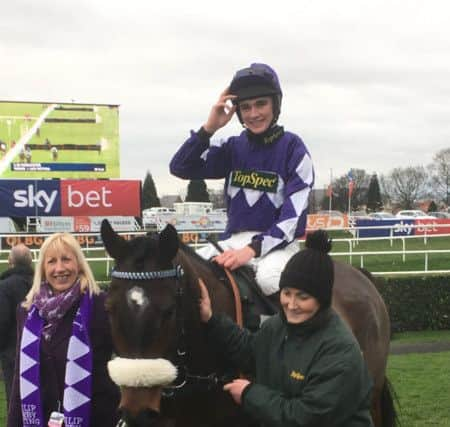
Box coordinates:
[391,329,450,344]
[0,383,4,425]
[2,234,450,280]
[328,233,450,273]
[388,351,450,426]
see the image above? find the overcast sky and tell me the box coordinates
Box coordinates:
[2,0,449,196]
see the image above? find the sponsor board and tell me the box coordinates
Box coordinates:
[307,214,349,230]
[1,234,98,250]
[355,219,450,237]
[413,219,450,235]
[37,216,137,232]
[0,179,141,217]
[151,213,228,232]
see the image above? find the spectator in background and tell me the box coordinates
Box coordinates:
[0,244,34,408]
[51,146,58,161]
[18,149,25,162]
[7,233,120,427]
[24,147,32,163]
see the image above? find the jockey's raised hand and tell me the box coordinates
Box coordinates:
[198,278,212,322]
[203,88,237,134]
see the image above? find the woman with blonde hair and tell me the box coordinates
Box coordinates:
[8,233,119,427]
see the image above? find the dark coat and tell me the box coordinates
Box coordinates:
[206,309,374,427]
[7,292,120,427]
[0,265,33,403]
[0,266,33,353]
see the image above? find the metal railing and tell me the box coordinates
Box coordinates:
[1,227,450,277]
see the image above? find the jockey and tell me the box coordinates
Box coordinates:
[170,63,314,296]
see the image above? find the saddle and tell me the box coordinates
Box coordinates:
[210,262,280,331]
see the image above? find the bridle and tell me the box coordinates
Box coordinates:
[110,264,234,398]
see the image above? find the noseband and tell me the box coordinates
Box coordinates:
[110,265,229,397]
[111,264,186,379]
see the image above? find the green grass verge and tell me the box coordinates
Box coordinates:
[392,329,450,343]
[0,383,4,425]
[331,234,450,273]
[388,351,450,426]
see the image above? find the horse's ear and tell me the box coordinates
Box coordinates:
[158,224,179,262]
[101,219,127,260]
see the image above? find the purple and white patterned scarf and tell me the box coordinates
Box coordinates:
[34,281,81,341]
[20,286,93,427]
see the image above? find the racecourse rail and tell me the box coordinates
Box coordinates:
[1,223,450,277]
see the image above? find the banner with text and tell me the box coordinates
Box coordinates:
[0,179,141,217]
[355,218,450,237]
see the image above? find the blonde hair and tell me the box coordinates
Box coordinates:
[23,232,100,310]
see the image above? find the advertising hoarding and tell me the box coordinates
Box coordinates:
[0,100,119,179]
[307,214,349,230]
[0,179,141,217]
[355,218,450,237]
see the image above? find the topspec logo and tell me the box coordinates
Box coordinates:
[14,185,58,214]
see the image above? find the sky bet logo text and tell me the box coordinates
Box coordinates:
[0,179,140,217]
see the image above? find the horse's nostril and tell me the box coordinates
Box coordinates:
[136,409,160,425]
[120,408,160,427]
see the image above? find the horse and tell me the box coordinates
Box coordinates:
[100,219,397,427]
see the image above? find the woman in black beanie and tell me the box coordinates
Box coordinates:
[198,229,374,427]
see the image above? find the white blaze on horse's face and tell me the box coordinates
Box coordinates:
[127,286,149,310]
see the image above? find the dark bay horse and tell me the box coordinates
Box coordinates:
[100,219,397,427]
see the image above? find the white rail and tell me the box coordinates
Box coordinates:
[1,228,450,277]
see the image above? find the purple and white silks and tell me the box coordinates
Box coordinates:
[19,292,93,427]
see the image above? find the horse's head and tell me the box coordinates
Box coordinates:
[101,219,182,423]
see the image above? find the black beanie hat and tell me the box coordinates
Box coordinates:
[279,229,334,308]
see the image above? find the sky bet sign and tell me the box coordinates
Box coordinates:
[0,179,141,217]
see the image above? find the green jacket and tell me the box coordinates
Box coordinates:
[206,308,374,427]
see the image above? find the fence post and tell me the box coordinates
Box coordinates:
[348,239,353,264]
[402,237,406,263]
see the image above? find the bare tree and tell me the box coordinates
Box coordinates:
[384,166,427,209]
[429,148,450,206]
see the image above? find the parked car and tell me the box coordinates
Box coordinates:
[427,211,450,219]
[395,210,436,219]
[368,212,396,220]
[349,210,370,220]
[142,207,176,227]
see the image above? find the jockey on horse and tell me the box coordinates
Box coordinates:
[170,63,314,298]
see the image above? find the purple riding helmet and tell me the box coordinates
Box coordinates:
[229,63,283,124]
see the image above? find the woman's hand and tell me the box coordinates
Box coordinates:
[203,88,237,134]
[223,379,251,405]
[198,278,212,322]
[214,246,255,271]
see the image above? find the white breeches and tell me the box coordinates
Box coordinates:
[197,231,299,296]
